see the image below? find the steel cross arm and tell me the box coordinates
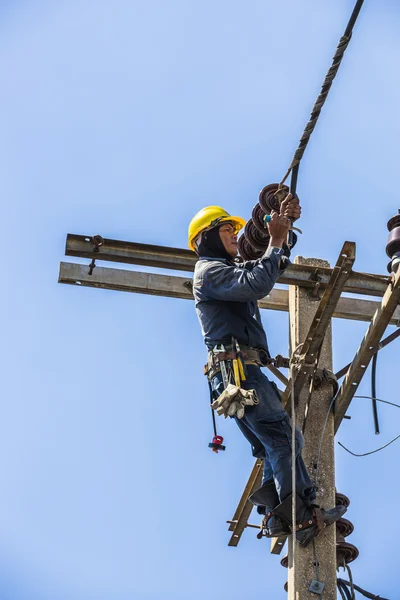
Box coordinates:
[58,262,290,310]
[334,265,400,432]
[227,459,263,547]
[58,262,400,325]
[281,242,356,408]
[65,234,391,298]
[66,234,198,272]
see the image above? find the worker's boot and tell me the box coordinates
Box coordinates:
[249,481,291,538]
[272,493,347,547]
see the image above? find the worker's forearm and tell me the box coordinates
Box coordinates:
[268,237,285,249]
[201,252,284,302]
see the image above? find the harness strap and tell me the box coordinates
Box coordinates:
[295,506,325,533]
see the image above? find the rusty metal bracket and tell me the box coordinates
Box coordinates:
[334,264,400,432]
[88,259,96,275]
[282,242,356,410]
[308,268,323,299]
[183,280,193,294]
[86,235,104,275]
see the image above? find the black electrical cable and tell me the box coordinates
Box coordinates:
[338,395,400,456]
[354,395,400,410]
[346,564,356,600]
[314,392,336,487]
[338,433,400,457]
[339,578,390,600]
[336,327,400,381]
[338,579,353,600]
[316,393,400,480]
[337,581,347,600]
[371,352,380,434]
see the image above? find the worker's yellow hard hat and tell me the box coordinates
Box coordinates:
[188,206,246,251]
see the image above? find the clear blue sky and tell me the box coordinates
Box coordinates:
[1,1,400,598]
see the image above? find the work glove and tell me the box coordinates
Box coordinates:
[211,384,259,419]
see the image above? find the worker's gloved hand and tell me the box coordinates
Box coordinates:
[211,384,259,419]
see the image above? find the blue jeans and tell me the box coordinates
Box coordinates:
[211,365,315,505]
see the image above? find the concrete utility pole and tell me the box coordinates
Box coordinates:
[287,256,336,600]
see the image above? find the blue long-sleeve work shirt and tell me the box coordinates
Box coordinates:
[193,247,290,353]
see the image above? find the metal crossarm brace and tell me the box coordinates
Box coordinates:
[281,242,356,409]
[58,262,289,310]
[66,234,197,272]
[64,234,391,298]
[227,459,263,547]
[334,265,400,432]
[58,262,400,325]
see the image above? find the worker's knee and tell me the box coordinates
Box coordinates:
[255,414,303,459]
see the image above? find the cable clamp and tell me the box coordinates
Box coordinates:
[312,368,339,396]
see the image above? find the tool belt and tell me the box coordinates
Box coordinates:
[204,346,270,380]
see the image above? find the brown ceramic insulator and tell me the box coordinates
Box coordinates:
[281,555,288,569]
[252,203,270,234]
[387,210,400,232]
[336,518,354,538]
[259,183,286,213]
[284,582,288,592]
[335,492,351,509]
[238,235,264,261]
[244,220,270,251]
[386,227,400,258]
[336,540,359,566]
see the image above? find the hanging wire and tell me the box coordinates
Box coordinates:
[354,395,400,410]
[338,433,400,457]
[338,395,400,457]
[301,345,323,435]
[314,392,336,488]
[336,327,400,381]
[290,365,297,583]
[345,564,356,600]
[338,578,390,600]
[371,352,380,434]
[338,579,353,600]
[312,541,323,593]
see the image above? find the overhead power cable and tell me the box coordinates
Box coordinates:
[282,0,365,197]
[338,578,390,600]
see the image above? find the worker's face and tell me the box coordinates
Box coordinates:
[219,222,238,257]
